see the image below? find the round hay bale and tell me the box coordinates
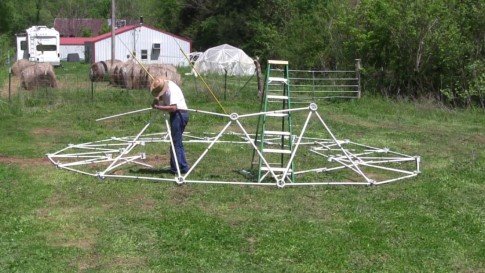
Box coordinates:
[138,66,150,89]
[104,59,122,79]
[20,63,58,90]
[11,59,35,76]
[148,63,178,73]
[145,64,181,88]
[110,61,128,87]
[89,61,107,82]
[146,66,165,88]
[119,60,137,89]
[110,65,122,86]
[131,64,145,89]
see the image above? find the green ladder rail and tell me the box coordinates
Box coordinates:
[251,60,295,183]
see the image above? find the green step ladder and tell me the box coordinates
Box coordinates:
[252,60,295,184]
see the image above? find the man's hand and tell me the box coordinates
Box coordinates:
[152,99,158,109]
[152,102,177,112]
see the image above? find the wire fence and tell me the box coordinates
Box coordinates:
[185,60,362,103]
[188,73,259,101]
[2,72,106,102]
[289,68,361,103]
[1,60,362,106]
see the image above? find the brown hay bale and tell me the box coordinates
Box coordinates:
[138,66,150,89]
[89,62,107,82]
[11,59,35,76]
[20,63,58,90]
[110,61,128,87]
[110,65,122,86]
[145,64,181,88]
[131,64,145,89]
[104,59,122,78]
[119,60,138,89]
[148,63,178,73]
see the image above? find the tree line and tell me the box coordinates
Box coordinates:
[0,0,483,107]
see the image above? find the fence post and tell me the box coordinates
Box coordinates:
[8,68,11,102]
[254,57,263,97]
[91,80,94,101]
[312,70,316,101]
[224,69,227,100]
[7,52,11,102]
[355,59,362,99]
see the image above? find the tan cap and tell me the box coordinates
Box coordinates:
[150,77,168,97]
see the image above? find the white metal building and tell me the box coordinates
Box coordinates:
[60,37,91,61]
[85,25,191,66]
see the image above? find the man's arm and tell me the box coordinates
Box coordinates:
[152,101,177,112]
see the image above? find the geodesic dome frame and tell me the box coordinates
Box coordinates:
[47,103,420,187]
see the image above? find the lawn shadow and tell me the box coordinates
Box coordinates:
[129,167,173,175]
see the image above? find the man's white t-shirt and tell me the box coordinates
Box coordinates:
[162,80,188,110]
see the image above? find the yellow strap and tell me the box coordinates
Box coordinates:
[116,36,154,81]
[173,39,228,115]
[116,29,228,115]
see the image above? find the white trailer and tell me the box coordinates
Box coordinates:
[15,34,29,61]
[16,26,61,66]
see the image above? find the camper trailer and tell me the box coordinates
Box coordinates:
[16,26,61,66]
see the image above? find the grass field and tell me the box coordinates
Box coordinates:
[0,62,484,272]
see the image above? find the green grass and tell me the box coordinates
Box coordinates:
[0,62,484,272]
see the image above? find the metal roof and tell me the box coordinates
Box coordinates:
[60,37,93,45]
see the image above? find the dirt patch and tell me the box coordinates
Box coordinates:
[246,237,257,254]
[126,194,157,211]
[144,154,170,168]
[167,186,196,206]
[0,76,22,98]
[31,127,61,136]
[0,155,51,167]
[36,207,54,221]
[75,252,101,272]
[470,133,485,145]
[39,204,101,251]
[112,169,127,175]
[47,227,99,250]
[109,256,147,269]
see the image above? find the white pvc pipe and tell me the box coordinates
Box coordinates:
[184,120,233,177]
[187,108,229,118]
[314,111,373,183]
[96,107,153,121]
[373,173,418,185]
[282,110,313,180]
[103,174,176,183]
[102,122,151,174]
[235,119,280,183]
[58,166,98,176]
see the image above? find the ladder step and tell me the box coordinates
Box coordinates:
[268,60,289,65]
[263,148,292,154]
[261,166,292,172]
[267,95,288,100]
[264,130,291,136]
[266,112,288,117]
[268,77,288,84]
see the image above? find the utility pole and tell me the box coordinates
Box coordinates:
[111,0,115,66]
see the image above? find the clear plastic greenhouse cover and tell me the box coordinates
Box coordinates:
[193,44,256,76]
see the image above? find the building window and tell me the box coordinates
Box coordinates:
[141,50,148,60]
[20,41,27,50]
[36,44,57,51]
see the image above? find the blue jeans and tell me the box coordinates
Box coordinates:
[169,111,189,173]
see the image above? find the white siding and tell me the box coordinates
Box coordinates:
[60,45,85,61]
[93,26,190,66]
[16,36,27,61]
